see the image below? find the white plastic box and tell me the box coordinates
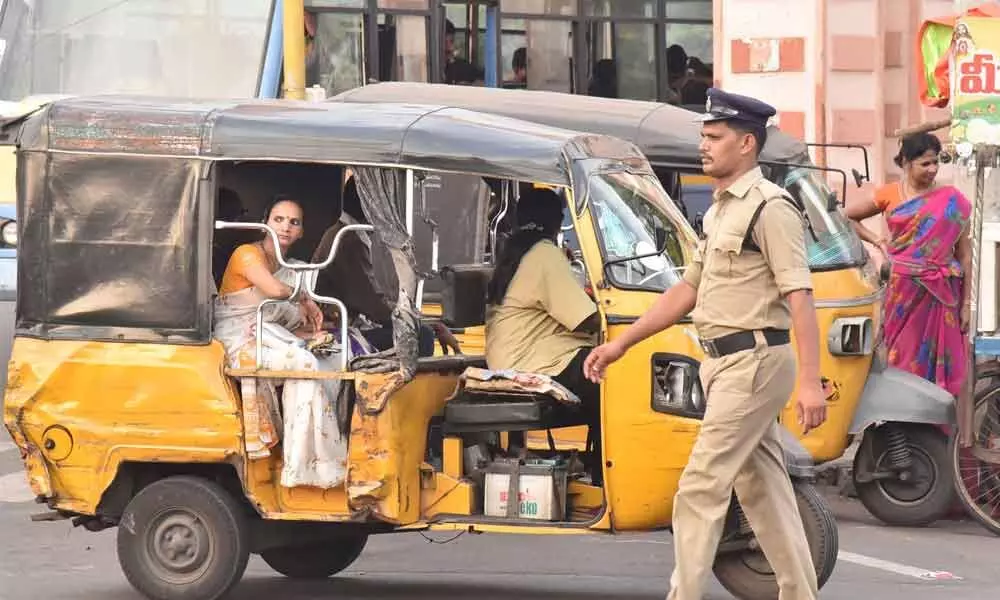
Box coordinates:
[483,459,568,521]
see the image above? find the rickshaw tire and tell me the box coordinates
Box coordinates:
[116,475,250,600]
[259,534,369,579]
[712,483,839,600]
[853,424,955,527]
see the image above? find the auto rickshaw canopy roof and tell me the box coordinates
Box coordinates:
[330,82,810,169]
[12,94,649,186]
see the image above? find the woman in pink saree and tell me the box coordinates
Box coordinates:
[848,132,972,396]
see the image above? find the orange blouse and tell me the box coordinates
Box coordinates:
[219,243,268,296]
[872,182,905,214]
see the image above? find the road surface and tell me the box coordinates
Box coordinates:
[1,428,995,600]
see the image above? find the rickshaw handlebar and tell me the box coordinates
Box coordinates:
[216,220,373,372]
[214,221,375,271]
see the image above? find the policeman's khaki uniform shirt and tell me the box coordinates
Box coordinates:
[682,166,814,340]
[485,239,597,376]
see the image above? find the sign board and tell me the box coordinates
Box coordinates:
[951,16,1000,145]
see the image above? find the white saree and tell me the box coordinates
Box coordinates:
[213,262,349,489]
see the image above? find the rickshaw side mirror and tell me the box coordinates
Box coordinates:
[852,168,865,188]
[654,226,668,252]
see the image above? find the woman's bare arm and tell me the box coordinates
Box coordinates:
[242,260,297,299]
[846,196,887,247]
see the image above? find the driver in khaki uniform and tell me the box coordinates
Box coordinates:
[584,88,828,600]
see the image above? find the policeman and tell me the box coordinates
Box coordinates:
[583,88,827,599]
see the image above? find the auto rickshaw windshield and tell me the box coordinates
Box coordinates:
[587,169,698,292]
[779,167,868,270]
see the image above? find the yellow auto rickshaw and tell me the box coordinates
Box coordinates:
[2,95,838,600]
[332,82,958,528]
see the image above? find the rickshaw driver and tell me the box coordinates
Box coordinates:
[584,89,828,599]
[484,185,603,483]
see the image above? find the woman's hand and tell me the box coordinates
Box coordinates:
[961,303,972,334]
[300,298,324,334]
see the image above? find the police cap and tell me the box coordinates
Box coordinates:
[698,88,776,128]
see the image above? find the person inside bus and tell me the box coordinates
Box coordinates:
[503,47,528,89]
[484,184,602,483]
[666,44,689,104]
[587,59,618,98]
[444,19,482,85]
[311,177,461,357]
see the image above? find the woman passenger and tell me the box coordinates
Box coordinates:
[846,132,971,397]
[213,195,348,489]
[484,185,602,482]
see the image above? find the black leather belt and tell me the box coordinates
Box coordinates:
[700,328,790,359]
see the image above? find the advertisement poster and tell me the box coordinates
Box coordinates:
[951,16,1000,145]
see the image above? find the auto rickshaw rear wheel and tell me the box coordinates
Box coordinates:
[853,424,954,527]
[259,534,369,579]
[712,483,839,600]
[116,475,250,600]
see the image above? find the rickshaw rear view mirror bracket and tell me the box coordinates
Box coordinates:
[215,220,374,370]
[804,142,872,188]
[762,160,850,211]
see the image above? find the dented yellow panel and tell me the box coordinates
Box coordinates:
[3,338,242,515]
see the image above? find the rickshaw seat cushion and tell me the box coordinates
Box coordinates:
[441,367,586,433]
[440,264,494,328]
[442,393,586,433]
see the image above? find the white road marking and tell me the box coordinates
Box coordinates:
[602,540,963,582]
[0,471,33,503]
[838,551,962,581]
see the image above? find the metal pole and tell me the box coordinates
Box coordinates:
[282,0,306,99]
[960,147,988,448]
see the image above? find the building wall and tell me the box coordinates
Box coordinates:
[715,0,958,247]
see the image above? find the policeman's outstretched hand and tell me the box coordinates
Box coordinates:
[796,379,828,435]
[583,340,626,383]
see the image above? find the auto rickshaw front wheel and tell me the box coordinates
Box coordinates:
[117,475,250,600]
[852,424,955,527]
[259,534,368,579]
[712,483,839,600]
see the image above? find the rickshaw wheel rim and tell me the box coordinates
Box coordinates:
[872,445,936,504]
[144,509,213,583]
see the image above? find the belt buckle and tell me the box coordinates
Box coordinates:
[700,338,718,358]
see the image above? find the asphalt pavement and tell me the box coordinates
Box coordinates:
[1,427,997,600]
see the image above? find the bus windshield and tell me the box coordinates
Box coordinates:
[0,0,273,101]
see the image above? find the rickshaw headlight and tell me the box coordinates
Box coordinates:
[1,220,16,247]
[651,356,705,418]
[828,317,874,356]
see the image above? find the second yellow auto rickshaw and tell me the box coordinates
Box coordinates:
[2,95,838,600]
[332,82,959,528]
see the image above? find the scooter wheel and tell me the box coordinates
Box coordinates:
[853,424,955,527]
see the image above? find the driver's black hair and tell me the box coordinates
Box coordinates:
[486,186,564,306]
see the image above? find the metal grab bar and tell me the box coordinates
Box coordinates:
[214,221,374,271]
[256,272,304,370]
[223,220,375,372]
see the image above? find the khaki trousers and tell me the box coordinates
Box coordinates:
[666,338,818,600]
